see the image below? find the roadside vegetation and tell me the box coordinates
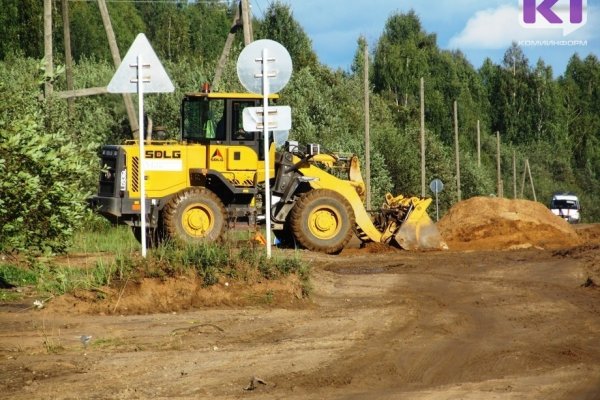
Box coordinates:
[0,225,311,305]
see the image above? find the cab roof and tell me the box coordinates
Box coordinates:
[183,91,279,100]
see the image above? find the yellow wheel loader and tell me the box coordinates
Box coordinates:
[89,90,446,253]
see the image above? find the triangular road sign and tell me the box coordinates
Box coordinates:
[108,33,174,93]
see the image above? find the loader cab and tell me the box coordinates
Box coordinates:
[180,91,278,160]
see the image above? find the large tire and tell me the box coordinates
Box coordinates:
[290,189,355,254]
[163,188,226,243]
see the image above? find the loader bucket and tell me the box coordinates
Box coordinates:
[384,196,447,250]
[394,212,447,250]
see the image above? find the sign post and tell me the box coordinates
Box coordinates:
[237,39,292,258]
[261,47,272,258]
[429,178,444,222]
[108,33,174,257]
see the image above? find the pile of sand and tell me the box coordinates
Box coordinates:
[437,196,582,251]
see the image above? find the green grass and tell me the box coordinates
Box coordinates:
[2,230,312,300]
[0,261,116,296]
[0,264,38,286]
[0,291,24,302]
[69,225,138,254]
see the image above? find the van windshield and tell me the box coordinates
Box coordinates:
[551,199,578,209]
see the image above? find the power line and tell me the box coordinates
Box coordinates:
[253,0,264,16]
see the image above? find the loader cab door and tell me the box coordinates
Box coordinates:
[223,100,261,175]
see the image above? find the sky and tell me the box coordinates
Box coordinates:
[251,0,599,77]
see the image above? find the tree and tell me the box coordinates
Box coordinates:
[0,59,90,253]
[256,1,318,71]
[67,2,145,62]
[497,43,533,143]
[135,2,190,61]
[0,0,43,59]
[372,11,435,112]
[351,35,369,77]
[186,1,231,63]
[561,54,600,174]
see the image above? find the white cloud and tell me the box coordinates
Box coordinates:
[447,4,594,50]
[449,5,524,49]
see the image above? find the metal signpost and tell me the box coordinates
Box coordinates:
[108,33,174,257]
[429,178,444,222]
[237,39,292,258]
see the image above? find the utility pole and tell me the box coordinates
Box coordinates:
[62,0,75,116]
[43,0,53,98]
[454,101,461,202]
[520,159,537,201]
[526,159,537,201]
[513,150,517,199]
[214,1,253,89]
[214,2,241,89]
[98,0,138,134]
[241,0,253,46]
[364,43,371,209]
[420,77,425,197]
[496,131,503,198]
[476,119,481,168]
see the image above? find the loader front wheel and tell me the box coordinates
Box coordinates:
[290,189,355,254]
[163,188,226,243]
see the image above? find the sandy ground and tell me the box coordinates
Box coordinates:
[2,197,600,399]
[2,228,600,399]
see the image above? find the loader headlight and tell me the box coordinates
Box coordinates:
[120,169,127,191]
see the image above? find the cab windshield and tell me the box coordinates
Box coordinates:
[181,98,225,141]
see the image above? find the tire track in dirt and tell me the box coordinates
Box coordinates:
[267,249,600,399]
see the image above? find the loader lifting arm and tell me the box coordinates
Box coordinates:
[282,145,447,251]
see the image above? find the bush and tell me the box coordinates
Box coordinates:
[0,58,101,254]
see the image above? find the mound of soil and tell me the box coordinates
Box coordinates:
[48,275,307,315]
[438,196,582,251]
[573,224,600,245]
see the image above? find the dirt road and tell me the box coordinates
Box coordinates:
[2,238,600,399]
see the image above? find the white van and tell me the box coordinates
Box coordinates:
[550,193,581,224]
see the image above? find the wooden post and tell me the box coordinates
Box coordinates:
[246,0,254,41]
[62,0,75,116]
[241,0,253,45]
[526,159,537,201]
[454,101,461,202]
[477,119,481,168]
[213,2,242,89]
[420,77,426,197]
[520,159,527,198]
[43,0,53,98]
[496,131,502,198]
[57,87,108,99]
[512,150,517,199]
[364,44,371,210]
[98,0,138,134]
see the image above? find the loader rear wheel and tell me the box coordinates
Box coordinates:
[163,188,226,243]
[290,189,355,254]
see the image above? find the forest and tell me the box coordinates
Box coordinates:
[0,0,599,254]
